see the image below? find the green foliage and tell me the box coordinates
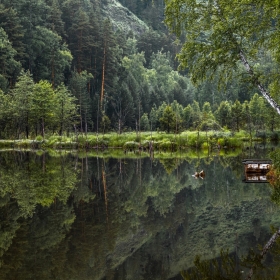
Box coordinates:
[159,140,178,151]
[140,113,150,131]
[54,84,77,135]
[181,250,242,280]
[200,120,222,131]
[164,0,280,115]
[0,152,78,217]
[35,135,43,141]
[160,105,176,133]
[0,27,21,89]
[0,0,279,138]
[124,141,139,150]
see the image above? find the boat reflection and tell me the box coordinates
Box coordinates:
[243,173,269,183]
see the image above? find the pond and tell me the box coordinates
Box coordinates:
[0,146,279,279]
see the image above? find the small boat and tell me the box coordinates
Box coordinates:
[242,159,272,174]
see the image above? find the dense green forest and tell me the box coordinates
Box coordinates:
[0,0,278,139]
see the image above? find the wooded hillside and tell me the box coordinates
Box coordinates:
[0,0,276,138]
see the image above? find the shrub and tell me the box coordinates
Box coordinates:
[187,132,206,148]
[36,135,43,141]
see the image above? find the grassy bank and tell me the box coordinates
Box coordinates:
[0,130,276,152]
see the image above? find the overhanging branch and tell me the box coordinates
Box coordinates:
[239,50,280,115]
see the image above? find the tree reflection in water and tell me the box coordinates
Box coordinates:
[181,148,280,280]
[0,148,280,279]
[181,230,280,280]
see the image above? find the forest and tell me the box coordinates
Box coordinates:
[0,0,279,139]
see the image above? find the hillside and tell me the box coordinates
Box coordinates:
[101,0,149,34]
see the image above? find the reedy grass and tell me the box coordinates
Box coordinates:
[0,130,278,152]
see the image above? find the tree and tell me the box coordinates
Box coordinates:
[191,101,202,129]
[121,52,146,116]
[109,81,134,133]
[200,102,218,131]
[160,105,176,133]
[0,4,26,66]
[215,101,231,128]
[10,71,35,138]
[69,70,93,134]
[243,100,253,140]
[100,112,111,134]
[164,0,280,115]
[137,30,176,67]
[30,26,72,86]
[16,0,50,74]
[0,27,21,90]
[67,6,95,74]
[150,105,159,131]
[99,19,121,107]
[249,93,266,133]
[53,84,77,136]
[183,104,194,129]
[202,102,214,122]
[32,80,56,137]
[46,0,66,38]
[171,100,184,133]
[0,89,12,138]
[265,105,280,132]
[231,100,243,132]
[140,113,150,131]
[148,51,175,104]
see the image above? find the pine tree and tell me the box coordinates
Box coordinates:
[0,4,26,66]
[53,83,77,135]
[0,27,21,90]
[67,7,95,73]
[69,70,93,134]
[10,71,34,138]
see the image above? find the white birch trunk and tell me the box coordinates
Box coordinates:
[239,50,280,115]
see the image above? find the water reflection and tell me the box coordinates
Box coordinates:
[0,149,279,279]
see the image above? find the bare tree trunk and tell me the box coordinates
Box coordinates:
[100,41,106,105]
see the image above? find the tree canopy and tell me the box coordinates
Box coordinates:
[164,0,280,114]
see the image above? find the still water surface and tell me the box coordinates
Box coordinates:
[0,147,279,279]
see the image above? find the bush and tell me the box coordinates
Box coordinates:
[36,135,44,141]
